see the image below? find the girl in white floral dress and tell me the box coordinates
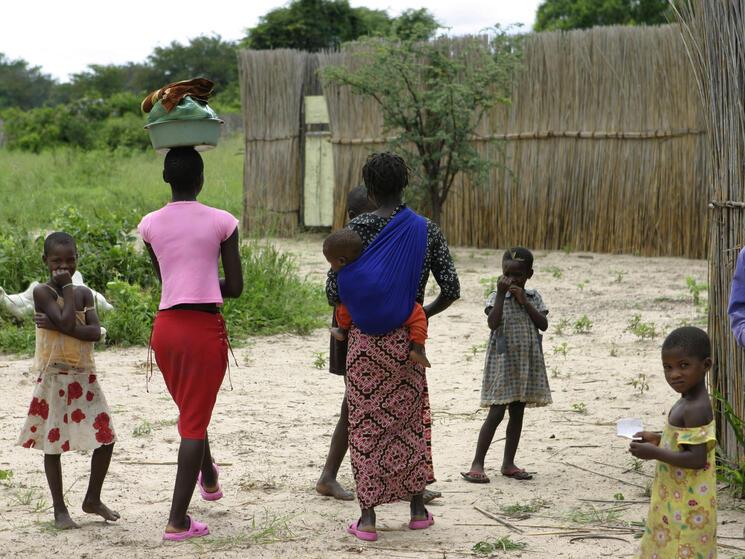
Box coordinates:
[630,326,716,559]
[17,232,118,530]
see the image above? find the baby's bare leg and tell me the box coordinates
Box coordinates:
[44,454,79,529]
[409,342,431,368]
[82,444,119,521]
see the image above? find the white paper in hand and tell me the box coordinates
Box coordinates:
[617,418,643,440]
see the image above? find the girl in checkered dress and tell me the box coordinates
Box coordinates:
[462,247,551,483]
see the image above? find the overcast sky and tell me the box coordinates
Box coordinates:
[1,0,542,82]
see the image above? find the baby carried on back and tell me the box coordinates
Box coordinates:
[325,206,430,367]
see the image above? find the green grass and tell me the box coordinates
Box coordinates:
[0,135,332,354]
[0,134,244,230]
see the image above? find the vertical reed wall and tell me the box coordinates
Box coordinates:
[239,49,308,236]
[676,0,745,465]
[316,26,707,256]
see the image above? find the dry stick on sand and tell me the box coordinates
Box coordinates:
[567,535,630,543]
[119,461,233,466]
[474,506,524,534]
[561,461,647,489]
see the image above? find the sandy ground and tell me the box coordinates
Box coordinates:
[0,236,744,558]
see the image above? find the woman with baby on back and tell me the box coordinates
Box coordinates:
[462,247,551,484]
[139,146,243,541]
[326,152,460,541]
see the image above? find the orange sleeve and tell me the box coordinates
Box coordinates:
[335,303,353,330]
[403,303,428,344]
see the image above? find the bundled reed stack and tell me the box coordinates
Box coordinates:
[239,49,307,235]
[318,48,388,230]
[675,1,745,464]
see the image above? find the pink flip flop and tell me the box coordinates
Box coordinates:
[348,520,378,541]
[197,462,223,501]
[162,514,210,541]
[409,510,435,530]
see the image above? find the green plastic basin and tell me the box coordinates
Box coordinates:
[144,118,224,154]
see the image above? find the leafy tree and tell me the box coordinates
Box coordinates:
[68,62,149,99]
[0,54,56,110]
[320,29,523,224]
[391,8,440,41]
[242,0,391,51]
[534,0,673,31]
[142,34,239,96]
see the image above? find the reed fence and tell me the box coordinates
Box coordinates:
[676,0,745,467]
[239,49,309,236]
[316,26,707,256]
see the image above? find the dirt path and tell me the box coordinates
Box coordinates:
[0,238,743,558]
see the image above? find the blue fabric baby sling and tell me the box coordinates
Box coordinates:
[337,207,427,336]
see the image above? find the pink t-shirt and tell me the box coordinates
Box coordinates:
[138,202,239,310]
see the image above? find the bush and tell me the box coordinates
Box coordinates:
[0,228,45,293]
[98,114,151,152]
[222,241,328,338]
[52,206,156,292]
[0,209,330,354]
[0,315,35,355]
[3,98,149,153]
[100,281,158,346]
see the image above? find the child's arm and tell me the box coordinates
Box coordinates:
[33,281,76,333]
[509,285,548,331]
[629,439,707,469]
[487,277,511,330]
[74,288,102,341]
[34,287,101,341]
[629,406,710,470]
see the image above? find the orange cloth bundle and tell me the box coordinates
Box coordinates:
[141,78,215,114]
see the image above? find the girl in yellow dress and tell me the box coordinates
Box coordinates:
[630,326,716,559]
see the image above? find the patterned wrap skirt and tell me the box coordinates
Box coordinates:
[17,371,115,454]
[346,325,434,509]
[150,309,228,439]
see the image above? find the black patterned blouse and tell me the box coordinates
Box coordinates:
[325,204,460,306]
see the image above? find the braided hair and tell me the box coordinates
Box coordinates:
[362,153,409,203]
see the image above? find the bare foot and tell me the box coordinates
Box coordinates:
[54,510,80,530]
[329,327,347,341]
[82,499,120,521]
[409,345,431,368]
[402,489,441,503]
[316,478,354,501]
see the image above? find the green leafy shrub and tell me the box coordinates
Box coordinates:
[0,228,45,293]
[627,314,657,339]
[221,241,328,338]
[0,316,35,355]
[99,114,151,152]
[52,206,156,291]
[100,281,158,347]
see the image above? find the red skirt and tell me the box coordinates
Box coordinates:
[150,310,227,439]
